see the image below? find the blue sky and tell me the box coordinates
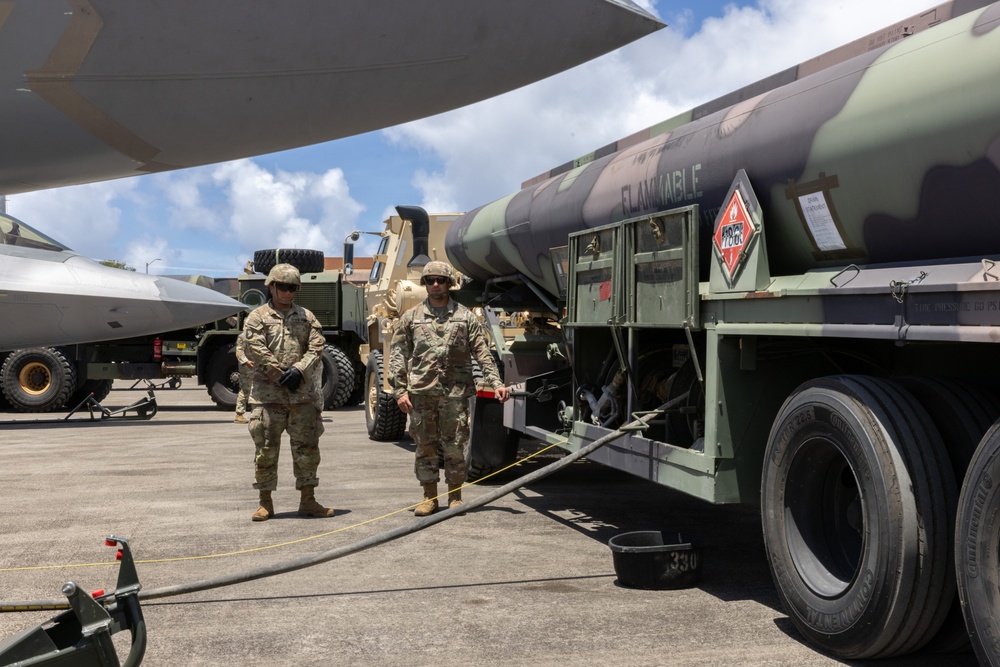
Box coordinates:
[6,0,938,276]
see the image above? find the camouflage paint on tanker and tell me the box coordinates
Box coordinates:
[447,3,1000,299]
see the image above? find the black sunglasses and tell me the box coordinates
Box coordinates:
[424,276,448,285]
[273,282,298,293]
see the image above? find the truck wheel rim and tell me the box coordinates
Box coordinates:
[19,361,52,395]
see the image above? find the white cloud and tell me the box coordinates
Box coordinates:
[5,179,136,260]
[208,160,364,253]
[385,0,935,213]
[7,158,366,275]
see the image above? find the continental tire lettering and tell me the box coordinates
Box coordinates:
[771,406,814,466]
[829,409,872,484]
[965,471,992,579]
[986,620,1000,660]
[804,569,876,632]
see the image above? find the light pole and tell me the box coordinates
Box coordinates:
[145,258,161,274]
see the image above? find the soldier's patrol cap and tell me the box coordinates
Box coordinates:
[420,261,455,286]
[265,263,301,286]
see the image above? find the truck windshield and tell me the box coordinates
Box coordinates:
[370,236,389,284]
[0,212,71,252]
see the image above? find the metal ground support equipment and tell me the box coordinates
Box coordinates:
[0,536,147,667]
[0,388,157,426]
[64,388,157,422]
[129,377,180,391]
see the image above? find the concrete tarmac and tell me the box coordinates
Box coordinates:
[0,382,977,666]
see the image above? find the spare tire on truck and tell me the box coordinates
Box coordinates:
[254,249,325,275]
[0,347,77,412]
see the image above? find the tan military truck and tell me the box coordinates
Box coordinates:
[344,205,519,478]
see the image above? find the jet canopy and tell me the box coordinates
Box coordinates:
[0,212,70,253]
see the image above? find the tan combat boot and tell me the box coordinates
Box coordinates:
[448,483,466,514]
[414,482,439,516]
[251,490,273,522]
[234,413,248,424]
[297,485,335,518]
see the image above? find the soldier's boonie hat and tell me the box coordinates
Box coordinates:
[265,263,301,286]
[420,260,455,285]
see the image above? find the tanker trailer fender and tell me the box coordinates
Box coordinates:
[465,354,520,480]
[466,391,519,480]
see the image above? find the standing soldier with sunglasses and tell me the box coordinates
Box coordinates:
[243,263,335,521]
[389,260,510,516]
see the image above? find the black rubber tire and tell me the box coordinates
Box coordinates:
[254,249,325,276]
[66,379,114,409]
[761,375,956,659]
[205,344,239,411]
[0,347,77,412]
[898,376,995,478]
[365,350,406,441]
[322,344,355,410]
[957,420,1000,667]
[897,376,998,652]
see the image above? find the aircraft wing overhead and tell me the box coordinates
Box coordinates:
[0,0,663,196]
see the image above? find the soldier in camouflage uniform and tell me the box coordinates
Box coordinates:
[233,332,253,423]
[244,263,335,521]
[389,260,510,516]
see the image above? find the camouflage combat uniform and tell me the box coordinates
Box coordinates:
[389,298,503,485]
[244,299,326,491]
[234,332,253,417]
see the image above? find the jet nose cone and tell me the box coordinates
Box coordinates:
[154,277,246,329]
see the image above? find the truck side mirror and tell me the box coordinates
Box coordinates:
[343,231,360,275]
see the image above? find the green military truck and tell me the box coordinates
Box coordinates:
[0,249,366,413]
[440,4,1000,663]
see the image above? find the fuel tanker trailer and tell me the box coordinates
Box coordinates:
[444,3,1000,662]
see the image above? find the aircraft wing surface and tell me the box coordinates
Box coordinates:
[0,0,662,195]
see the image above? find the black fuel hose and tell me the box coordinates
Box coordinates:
[1,402,673,612]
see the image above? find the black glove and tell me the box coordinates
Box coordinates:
[278,367,303,392]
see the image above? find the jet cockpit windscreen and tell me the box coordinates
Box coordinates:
[0,212,70,252]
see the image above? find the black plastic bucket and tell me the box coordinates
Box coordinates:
[608,530,702,590]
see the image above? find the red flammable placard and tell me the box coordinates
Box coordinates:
[713,191,756,280]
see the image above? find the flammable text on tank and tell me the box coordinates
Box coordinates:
[621,163,704,217]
